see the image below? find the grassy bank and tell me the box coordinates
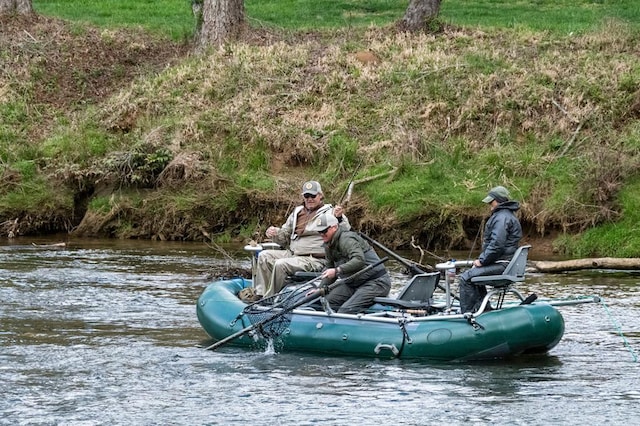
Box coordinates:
[2,1,640,256]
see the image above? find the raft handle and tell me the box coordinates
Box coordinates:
[374,343,399,356]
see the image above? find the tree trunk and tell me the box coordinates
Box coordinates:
[531,258,640,273]
[400,0,441,32]
[197,0,245,47]
[0,0,32,14]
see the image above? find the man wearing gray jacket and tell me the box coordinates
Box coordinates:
[255,181,349,297]
[459,185,523,314]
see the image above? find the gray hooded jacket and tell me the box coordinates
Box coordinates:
[478,200,523,265]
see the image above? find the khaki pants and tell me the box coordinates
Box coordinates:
[254,250,326,296]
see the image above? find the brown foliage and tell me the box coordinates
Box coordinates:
[0,14,188,137]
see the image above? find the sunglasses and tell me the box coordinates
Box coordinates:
[318,227,330,235]
[303,193,318,199]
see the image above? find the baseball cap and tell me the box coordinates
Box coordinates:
[310,213,338,232]
[302,181,322,195]
[482,186,510,203]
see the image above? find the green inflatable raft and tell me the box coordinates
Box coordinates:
[196,277,565,361]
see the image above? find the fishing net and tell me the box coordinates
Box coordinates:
[243,283,316,339]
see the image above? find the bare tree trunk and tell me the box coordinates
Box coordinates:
[400,0,441,32]
[197,0,245,47]
[0,0,32,14]
[531,258,640,273]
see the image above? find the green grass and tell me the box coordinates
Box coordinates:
[33,0,197,41]
[41,126,117,164]
[0,177,74,212]
[33,0,640,40]
[440,0,640,34]
[558,179,640,257]
[87,196,113,214]
[246,0,405,29]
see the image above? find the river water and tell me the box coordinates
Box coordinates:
[1,238,639,425]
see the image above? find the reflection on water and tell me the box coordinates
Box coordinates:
[1,238,639,425]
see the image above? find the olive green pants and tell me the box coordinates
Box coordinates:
[325,275,391,314]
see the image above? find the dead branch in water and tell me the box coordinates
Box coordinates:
[31,242,66,248]
[205,241,251,279]
[410,236,445,263]
[205,241,235,261]
[531,258,640,273]
[1,218,19,238]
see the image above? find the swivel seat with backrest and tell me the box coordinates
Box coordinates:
[471,245,531,313]
[372,271,440,311]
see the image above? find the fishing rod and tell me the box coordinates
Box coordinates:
[467,217,485,261]
[338,159,363,207]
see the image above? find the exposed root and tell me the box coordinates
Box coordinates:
[1,218,19,238]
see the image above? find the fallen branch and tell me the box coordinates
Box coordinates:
[410,236,425,265]
[551,98,579,123]
[410,236,445,263]
[1,218,19,238]
[551,98,584,157]
[31,242,66,248]
[352,167,398,186]
[559,121,583,157]
[337,167,398,208]
[531,258,640,273]
[205,240,235,261]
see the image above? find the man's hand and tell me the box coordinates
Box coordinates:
[306,282,329,297]
[306,288,322,297]
[473,259,482,267]
[265,226,280,238]
[321,268,338,279]
[333,205,343,218]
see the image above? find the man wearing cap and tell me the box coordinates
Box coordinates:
[255,181,350,297]
[458,185,523,314]
[310,212,391,314]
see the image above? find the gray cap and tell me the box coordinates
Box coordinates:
[482,186,510,203]
[310,213,338,232]
[302,181,322,195]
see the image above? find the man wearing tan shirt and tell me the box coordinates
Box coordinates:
[255,181,349,297]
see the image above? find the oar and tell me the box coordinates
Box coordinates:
[205,257,389,351]
[358,232,459,300]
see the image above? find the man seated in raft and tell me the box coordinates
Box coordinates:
[310,212,390,314]
[458,185,523,314]
[255,181,349,297]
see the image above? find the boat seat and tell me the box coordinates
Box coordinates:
[472,245,530,312]
[373,272,440,310]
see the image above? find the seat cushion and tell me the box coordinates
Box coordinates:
[372,296,431,310]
